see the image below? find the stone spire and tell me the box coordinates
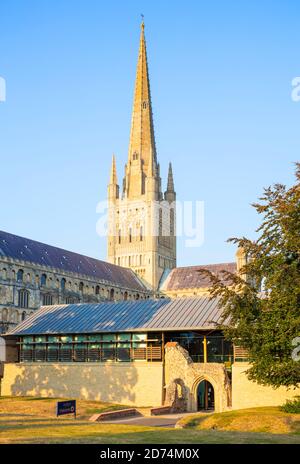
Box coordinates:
[125,20,159,198]
[109,154,118,185]
[108,154,119,200]
[167,163,174,192]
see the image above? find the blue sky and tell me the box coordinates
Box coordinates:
[0,0,299,266]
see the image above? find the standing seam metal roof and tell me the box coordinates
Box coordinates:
[5,297,225,336]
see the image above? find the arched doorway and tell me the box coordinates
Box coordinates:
[197,380,215,411]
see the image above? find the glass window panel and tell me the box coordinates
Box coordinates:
[48,336,60,343]
[132,333,147,341]
[60,336,73,343]
[88,335,102,342]
[118,333,131,342]
[74,335,87,342]
[23,336,34,344]
[102,334,116,342]
[35,336,46,343]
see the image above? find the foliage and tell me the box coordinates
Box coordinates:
[201,163,300,388]
[281,396,300,414]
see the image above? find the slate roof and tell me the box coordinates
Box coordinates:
[5,297,225,336]
[161,263,237,291]
[0,230,147,292]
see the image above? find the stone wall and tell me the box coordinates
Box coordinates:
[164,342,231,413]
[1,362,163,406]
[232,363,300,409]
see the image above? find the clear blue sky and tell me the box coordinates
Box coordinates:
[0,0,299,266]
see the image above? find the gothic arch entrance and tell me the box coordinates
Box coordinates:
[197,380,215,411]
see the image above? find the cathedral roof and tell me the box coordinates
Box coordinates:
[5,296,225,336]
[160,263,237,291]
[0,230,148,292]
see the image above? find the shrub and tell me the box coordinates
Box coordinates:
[281,396,300,414]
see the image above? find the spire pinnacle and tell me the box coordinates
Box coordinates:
[167,162,174,192]
[109,154,118,184]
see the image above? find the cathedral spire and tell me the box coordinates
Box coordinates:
[109,154,118,185]
[125,21,158,197]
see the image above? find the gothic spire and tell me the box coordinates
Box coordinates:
[167,162,174,192]
[127,21,157,177]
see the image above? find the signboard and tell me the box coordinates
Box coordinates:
[56,400,76,418]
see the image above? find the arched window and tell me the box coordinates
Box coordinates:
[61,278,66,291]
[42,294,53,305]
[40,274,47,286]
[79,282,84,292]
[124,291,128,301]
[2,308,8,322]
[170,208,175,236]
[2,268,7,280]
[140,226,143,241]
[18,289,29,309]
[135,294,140,300]
[129,227,132,243]
[22,311,26,321]
[17,269,24,282]
[95,285,100,295]
[110,288,115,301]
[118,229,121,244]
[159,208,163,237]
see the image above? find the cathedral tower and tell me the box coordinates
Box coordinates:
[107,22,176,290]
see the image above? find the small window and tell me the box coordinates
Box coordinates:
[61,278,66,291]
[40,274,47,286]
[17,269,24,282]
[95,285,100,295]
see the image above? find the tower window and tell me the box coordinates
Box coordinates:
[61,278,66,291]
[142,101,148,109]
[129,228,132,243]
[140,226,143,241]
[17,269,24,282]
[133,152,139,160]
[118,229,121,244]
[40,273,47,286]
[18,289,29,308]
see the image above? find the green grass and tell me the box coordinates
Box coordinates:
[177,406,300,435]
[0,397,300,444]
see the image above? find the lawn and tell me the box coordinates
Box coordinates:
[177,406,300,435]
[0,397,300,444]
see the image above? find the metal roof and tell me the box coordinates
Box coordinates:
[5,297,225,336]
[161,263,237,291]
[0,230,147,292]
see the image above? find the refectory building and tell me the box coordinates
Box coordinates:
[2,298,300,412]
